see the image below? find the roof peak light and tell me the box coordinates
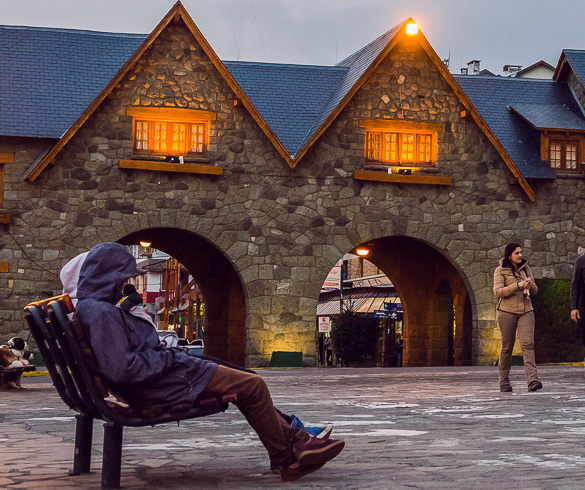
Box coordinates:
[406,22,419,35]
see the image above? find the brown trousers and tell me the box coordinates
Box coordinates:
[197,365,310,466]
[497,310,539,386]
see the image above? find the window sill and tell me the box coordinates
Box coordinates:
[353,170,451,185]
[552,171,584,179]
[119,159,222,176]
[363,164,440,173]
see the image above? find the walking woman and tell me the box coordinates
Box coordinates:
[494,243,542,393]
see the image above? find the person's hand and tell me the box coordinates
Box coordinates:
[571,309,580,322]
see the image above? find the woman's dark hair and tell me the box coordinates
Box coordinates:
[502,242,522,271]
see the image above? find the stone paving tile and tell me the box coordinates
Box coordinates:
[1,366,584,489]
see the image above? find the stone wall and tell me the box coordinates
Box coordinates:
[1,21,584,367]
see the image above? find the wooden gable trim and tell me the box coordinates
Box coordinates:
[413,30,537,202]
[24,1,293,182]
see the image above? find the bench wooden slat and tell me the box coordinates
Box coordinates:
[24,294,235,490]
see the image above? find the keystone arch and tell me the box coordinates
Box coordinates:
[350,236,474,367]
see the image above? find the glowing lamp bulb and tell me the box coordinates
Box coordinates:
[356,248,369,257]
[406,23,418,35]
[139,240,151,248]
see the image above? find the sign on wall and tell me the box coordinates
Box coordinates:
[318,316,331,333]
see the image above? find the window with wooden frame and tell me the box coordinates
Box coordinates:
[541,131,584,173]
[360,120,442,167]
[127,107,216,157]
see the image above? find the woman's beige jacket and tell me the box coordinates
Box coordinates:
[493,259,538,314]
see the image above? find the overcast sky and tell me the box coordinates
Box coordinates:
[3,0,584,75]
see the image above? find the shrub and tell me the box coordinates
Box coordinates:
[331,310,381,365]
[532,278,584,363]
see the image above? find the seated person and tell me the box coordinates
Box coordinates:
[117,283,144,313]
[71,242,344,481]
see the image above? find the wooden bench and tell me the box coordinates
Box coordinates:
[0,364,35,389]
[24,294,235,489]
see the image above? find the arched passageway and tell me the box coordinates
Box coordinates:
[119,228,247,366]
[355,236,474,367]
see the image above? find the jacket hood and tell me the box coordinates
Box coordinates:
[76,242,136,304]
[60,251,89,302]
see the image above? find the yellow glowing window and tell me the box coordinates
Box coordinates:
[366,130,435,166]
[154,122,167,151]
[135,121,150,150]
[191,124,205,153]
[367,132,381,161]
[133,119,208,155]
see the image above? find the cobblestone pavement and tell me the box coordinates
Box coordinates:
[1,365,585,490]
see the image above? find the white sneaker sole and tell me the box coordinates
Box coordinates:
[316,425,333,440]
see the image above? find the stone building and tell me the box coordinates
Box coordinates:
[1,3,584,367]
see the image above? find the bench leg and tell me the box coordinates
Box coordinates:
[71,413,93,475]
[101,422,123,489]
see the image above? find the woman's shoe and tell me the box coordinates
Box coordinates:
[527,380,543,392]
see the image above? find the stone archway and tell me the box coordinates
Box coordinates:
[119,228,247,366]
[357,236,474,367]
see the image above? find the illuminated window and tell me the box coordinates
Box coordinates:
[127,107,216,157]
[366,131,435,166]
[549,139,580,172]
[134,120,207,155]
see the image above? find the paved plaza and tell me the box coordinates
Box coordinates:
[1,365,585,489]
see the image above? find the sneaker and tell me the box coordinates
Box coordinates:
[500,384,513,392]
[293,437,345,466]
[316,425,333,440]
[291,415,331,438]
[528,380,543,392]
[280,462,325,481]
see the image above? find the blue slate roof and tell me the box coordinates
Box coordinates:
[455,75,585,179]
[223,61,347,156]
[0,25,146,138]
[510,103,585,131]
[562,50,585,85]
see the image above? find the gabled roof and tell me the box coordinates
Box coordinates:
[455,75,585,179]
[20,1,296,181]
[554,49,585,84]
[0,25,146,138]
[515,60,554,78]
[0,5,538,199]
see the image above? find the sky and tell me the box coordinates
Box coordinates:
[2,0,585,75]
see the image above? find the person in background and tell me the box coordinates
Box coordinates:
[570,249,585,348]
[117,283,143,313]
[493,242,542,393]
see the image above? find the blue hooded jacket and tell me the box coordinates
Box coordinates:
[75,242,217,408]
